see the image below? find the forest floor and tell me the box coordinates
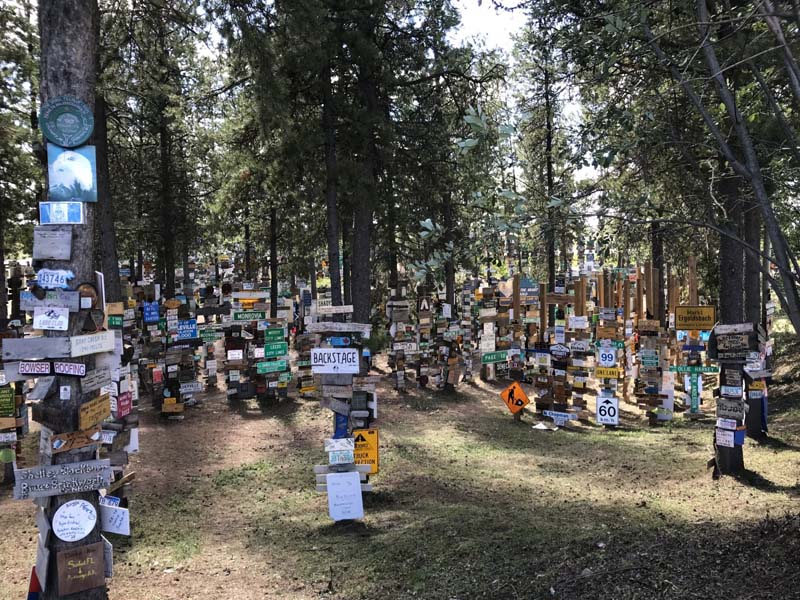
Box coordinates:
[1,334,800,600]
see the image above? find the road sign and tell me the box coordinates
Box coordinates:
[353,428,379,474]
[481,350,507,364]
[263,342,288,358]
[668,365,718,373]
[675,305,716,331]
[500,381,529,415]
[597,348,616,367]
[596,395,619,425]
[595,366,621,379]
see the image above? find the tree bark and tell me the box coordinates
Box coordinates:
[321,60,343,307]
[39,0,107,597]
[650,221,664,326]
[744,197,762,325]
[269,204,278,319]
[718,172,744,323]
[443,192,455,307]
[544,63,556,322]
[342,210,352,305]
[94,93,122,301]
[0,196,6,320]
[244,202,252,281]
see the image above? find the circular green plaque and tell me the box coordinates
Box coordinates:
[0,448,15,463]
[40,95,94,148]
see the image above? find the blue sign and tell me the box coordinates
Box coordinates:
[176,319,198,340]
[39,201,84,224]
[143,301,160,324]
[119,268,131,277]
[329,336,350,346]
[302,290,311,307]
[333,413,348,438]
[682,345,705,352]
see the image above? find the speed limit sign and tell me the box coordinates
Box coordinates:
[596,395,619,425]
[598,348,617,367]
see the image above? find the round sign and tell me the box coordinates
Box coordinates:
[40,96,94,148]
[0,448,15,463]
[52,499,97,542]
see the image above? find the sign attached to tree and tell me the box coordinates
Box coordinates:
[39,95,94,148]
[36,269,75,289]
[39,201,84,225]
[33,226,72,260]
[675,305,716,330]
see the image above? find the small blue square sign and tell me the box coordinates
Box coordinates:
[40,201,84,225]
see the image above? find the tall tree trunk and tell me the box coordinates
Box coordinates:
[762,227,771,330]
[544,63,556,322]
[94,93,122,301]
[651,221,664,326]
[136,248,143,283]
[310,259,317,300]
[0,197,6,320]
[342,210,352,305]
[38,1,106,597]
[270,204,278,319]
[244,202,252,281]
[443,192,455,307]
[182,244,190,297]
[744,197,762,325]
[321,60,343,307]
[718,172,744,323]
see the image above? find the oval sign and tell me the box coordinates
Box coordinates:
[40,95,94,148]
[0,448,15,463]
[52,499,97,542]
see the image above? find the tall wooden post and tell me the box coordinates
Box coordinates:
[644,261,653,317]
[538,283,548,343]
[512,273,520,324]
[597,271,605,307]
[37,1,107,598]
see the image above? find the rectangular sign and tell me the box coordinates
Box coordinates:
[324,438,355,452]
[668,365,719,373]
[2,336,71,360]
[48,425,102,455]
[79,394,111,430]
[263,342,288,358]
[353,428,379,474]
[255,360,288,374]
[143,301,160,324]
[33,306,69,331]
[20,289,80,313]
[39,201,84,225]
[57,541,105,596]
[13,460,112,500]
[595,366,621,379]
[716,397,745,420]
[32,225,72,260]
[81,367,111,393]
[176,319,198,340]
[481,351,507,364]
[311,348,360,374]
[70,331,115,358]
[263,328,284,342]
[233,310,266,321]
[19,361,52,376]
[0,387,14,417]
[715,428,735,448]
[53,361,86,377]
[675,305,716,331]
[317,304,354,315]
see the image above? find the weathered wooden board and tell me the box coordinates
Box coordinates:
[320,396,351,416]
[71,331,115,357]
[316,304,354,315]
[13,460,112,500]
[81,367,112,394]
[2,337,71,360]
[56,541,105,596]
[306,322,372,335]
[20,289,80,313]
[28,376,56,401]
[79,394,111,430]
[32,225,72,260]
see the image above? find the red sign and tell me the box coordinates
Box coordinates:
[117,391,132,418]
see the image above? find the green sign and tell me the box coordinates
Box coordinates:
[481,350,508,364]
[668,365,719,373]
[256,360,287,374]
[593,340,625,349]
[278,372,293,383]
[234,310,266,321]
[0,448,14,463]
[40,95,94,147]
[264,327,284,341]
[263,342,288,358]
[107,315,123,329]
[201,330,221,342]
[0,387,14,417]
[296,360,311,367]
[689,374,700,413]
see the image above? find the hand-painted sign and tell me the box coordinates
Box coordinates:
[39,201,84,225]
[500,381,529,414]
[328,449,355,465]
[33,306,69,331]
[46,426,101,455]
[79,394,111,430]
[56,541,105,596]
[13,460,112,500]
[70,331,115,357]
[99,504,130,536]
[326,471,364,521]
[311,348,360,374]
[52,499,96,542]
[36,269,75,289]
[20,289,81,313]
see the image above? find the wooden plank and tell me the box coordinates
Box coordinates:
[313,464,371,474]
[79,394,111,430]
[70,330,115,357]
[320,396,350,416]
[315,483,373,493]
[20,289,80,313]
[106,471,135,494]
[2,336,71,360]
[13,459,112,500]
[305,322,372,334]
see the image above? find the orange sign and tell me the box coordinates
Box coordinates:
[500,381,529,414]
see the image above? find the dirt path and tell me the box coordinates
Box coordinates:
[1,356,799,599]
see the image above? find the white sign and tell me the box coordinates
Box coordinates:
[598,348,617,368]
[324,438,355,452]
[326,471,364,521]
[716,418,737,430]
[36,269,75,289]
[311,348,360,374]
[442,303,452,319]
[569,315,589,329]
[596,395,619,425]
[52,499,97,542]
[70,331,116,358]
[100,504,131,536]
[33,306,69,331]
[227,349,243,361]
[715,428,735,448]
[317,304,354,315]
[328,449,355,465]
[392,342,418,352]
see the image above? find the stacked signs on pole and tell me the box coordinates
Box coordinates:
[386,284,412,391]
[673,305,716,416]
[309,320,377,520]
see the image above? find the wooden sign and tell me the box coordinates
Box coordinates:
[716,334,750,351]
[54,361,86,377]
[714,322,754,335]
[675,305,716,330]
[320,396,351,416]
[81,367,111,393]
[19,361,52,376]
[716,397,745,420]
[322,385,353,397]
[306,321,372,335]
[317,304,354,315]
[56,541,105,596]
[49,426,102,454]
[79,394,111,430]
[70,330,115,357]
[32,225,72,260]
[13,459,112,500]
[2,336,71,360]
